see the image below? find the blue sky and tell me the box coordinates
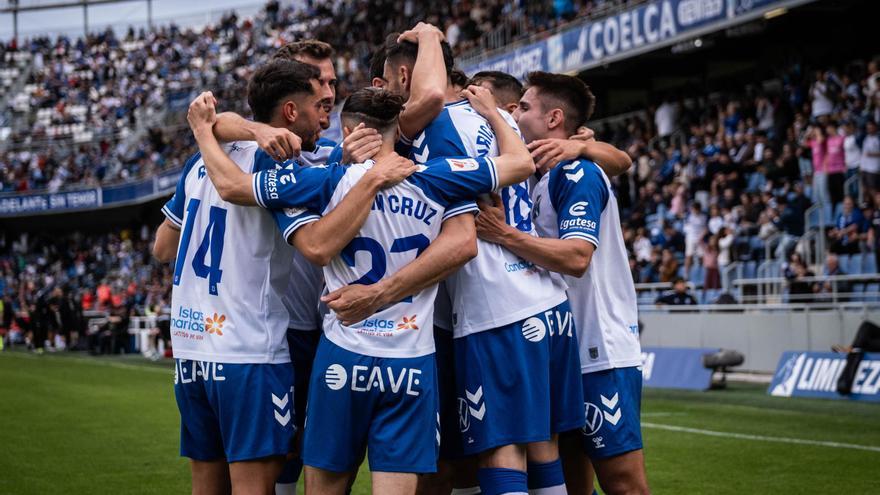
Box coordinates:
[1,0,275,40]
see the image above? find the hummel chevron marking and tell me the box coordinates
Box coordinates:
[272,393,289,410]
[274,409,291,426]
[466,387,483,404]
[600,393,619,410]
[413,145,430,164]
[562,160,581,170]
[565,169,584,183]
[604,409,621,425]
[469,403,486,420]
[413,133,426,149]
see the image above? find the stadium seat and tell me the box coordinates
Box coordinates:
[838,254,852,274]
[864,254,877,274]
[849,254,863,275]
[866,283,880,302]
[743,261,757,279]
[703,289,720,304]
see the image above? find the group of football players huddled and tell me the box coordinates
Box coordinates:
[152,20,650,495]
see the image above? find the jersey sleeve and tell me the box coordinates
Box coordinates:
[161,152,201,227]
[409,156,499,208]
[326,144,343,165]
[443,200,479,221]
[548,160,609,247]
[252,158,345,212]
[272,207,321,243]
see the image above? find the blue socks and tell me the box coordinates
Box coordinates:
[478,467,529,495]
[526,459,566,494]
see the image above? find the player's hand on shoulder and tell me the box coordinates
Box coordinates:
[475,193,510,244]
[254,125,301,163]
[342,123,383,163]
[322,284,388,326]
[461,85,499,119]
[570,126,596,142]
[187,91,217,133]
[367,153,417,188]
[528,138,583,175]
[397,22,444,43]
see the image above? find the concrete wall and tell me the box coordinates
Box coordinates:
[638,305,880,372]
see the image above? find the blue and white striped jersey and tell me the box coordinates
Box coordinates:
[532,159,641,373]
[405,100,567,338]
[162,141,293,364]
[252,155,500,358]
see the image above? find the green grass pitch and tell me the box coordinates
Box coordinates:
[1,351,877,494]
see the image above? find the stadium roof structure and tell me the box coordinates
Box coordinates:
[2,0,157,40]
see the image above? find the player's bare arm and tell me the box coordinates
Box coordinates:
[476,193,595,277]
[397,23,447,139]
[290,154,417,266]
[187,92,261,205]
[323,213,478,325]
[462,85,535,186]
[151,219,181,262]
[213,111,302,162]
[529,136,632,177]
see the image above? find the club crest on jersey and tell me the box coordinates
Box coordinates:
[447,158,479,172]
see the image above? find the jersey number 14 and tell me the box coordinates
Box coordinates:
[173,198,227,295]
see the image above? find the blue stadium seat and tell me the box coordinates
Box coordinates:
[703,289,720,304]
[866,283,880,302]
[743,261,757,279]
[638,292,655,305]
[864,254,877,274]
[838,254,852,274]
[852,283,866,302]
[849,254,863,275]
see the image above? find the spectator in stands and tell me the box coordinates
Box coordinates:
[702,235,721,290]
[843,121,861,198]
[811,71,835,120]
[829,195,867,255]
[718,227,735,269]
[816,253,851,301]
[655,278,698,306]
[654,96,678,138]
[786,256,815,303]
[862,120,880,196]
[825,121,847,207]
[683,201,706,273]
[658,248,680,283]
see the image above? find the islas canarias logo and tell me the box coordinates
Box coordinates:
[397,315,419,331]
[205,313,227,336]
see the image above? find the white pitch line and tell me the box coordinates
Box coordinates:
[642,422,880,453]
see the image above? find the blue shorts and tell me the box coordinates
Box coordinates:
[545,301,585,433]
[302,336,439,473]
[174,359,295,462]
[453,306,562,455]
[434,327,463,459]
[581,366,644,459]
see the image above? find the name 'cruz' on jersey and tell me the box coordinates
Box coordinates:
[371,190,439,226]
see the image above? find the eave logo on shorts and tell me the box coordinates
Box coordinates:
[521,317,547,342]
[324,363,423,396]
[447,158,479,172]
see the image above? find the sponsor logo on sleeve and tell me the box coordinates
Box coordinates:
[447,158,480,172]
[568,201,589,216]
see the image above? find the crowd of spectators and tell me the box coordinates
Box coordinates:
[0,226,172,353]
[605,57,880,302]
[1,0,617,194]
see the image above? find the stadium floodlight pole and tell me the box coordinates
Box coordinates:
[147,0,152,29]
[82,0,88,36]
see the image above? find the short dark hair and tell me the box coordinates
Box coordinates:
[383,33,454,78]
[468,71,523,107]
[525,71,596,134]
[341,87,405,134]
[369,48,386,81]
[247,59,321,123]
[450,69,469,90]
[273,39,334,61]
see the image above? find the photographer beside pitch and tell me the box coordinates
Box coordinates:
[476,72,650,495]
